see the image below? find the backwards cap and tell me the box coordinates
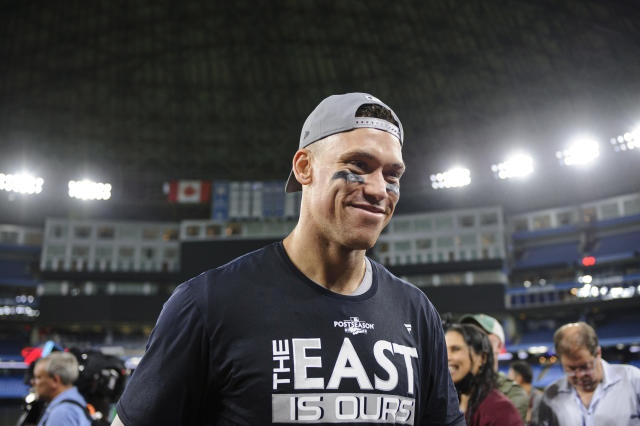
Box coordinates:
[460,313,505,345]
[285,92,403,193]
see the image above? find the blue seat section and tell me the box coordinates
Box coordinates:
[596,316,640,346]
[597,321,640,338]
[0,259,31,279]
[0,377,29,398]
[0,259,37,286]
[532,364,564,389]
[514,240,580,269]
[595,213,640,229]
[0,278,37,287]
[511,225,579,241]
[519,329,555,345]
[589,231,640,257]
[0,244,40,254]
[0,339,28,361]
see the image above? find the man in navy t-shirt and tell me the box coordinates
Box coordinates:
[114,93,464,425]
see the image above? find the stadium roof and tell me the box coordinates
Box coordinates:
[1,0,640,224]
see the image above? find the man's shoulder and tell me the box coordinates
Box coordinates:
[604,360,640,382]
[48,388,90,425]
[497,372,528,399]
[540,375,569,402]
[207,241,281,276]
[53,386,87,405]
[369,258,428,297]
[181,242,281,289]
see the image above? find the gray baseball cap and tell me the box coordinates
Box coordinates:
[285,92,404,193]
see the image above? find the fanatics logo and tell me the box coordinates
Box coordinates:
[333,316,375,335]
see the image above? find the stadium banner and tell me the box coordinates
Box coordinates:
[209,180,296,220]
[211,181,230,222]
[284,191,301,218]
[251,181,264,219]
[167,180,212,203]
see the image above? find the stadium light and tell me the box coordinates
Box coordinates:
[430,167,471,189]
[0,172,44,195]
[610,124,639,152]
[491,153,534,180]
[68,179,112,200]
[556,135,600,166]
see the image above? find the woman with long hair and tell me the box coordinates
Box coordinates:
[446,323,523,426]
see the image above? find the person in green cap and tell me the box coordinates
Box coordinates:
[460,313,528,421]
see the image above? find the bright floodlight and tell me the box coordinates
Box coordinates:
[556,135,600,166]
[430,167,471,189]
[68,179,112,200]
[612,125,640,152]
[0,172,44,195]
[491,153,534,180]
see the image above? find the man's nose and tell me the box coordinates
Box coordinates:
[362,171,387,202]
[575,368,590,377]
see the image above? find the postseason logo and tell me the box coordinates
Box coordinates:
[334,317,374,335]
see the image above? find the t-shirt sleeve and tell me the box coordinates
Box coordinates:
[418,301,466,426]
[116,281,210,426]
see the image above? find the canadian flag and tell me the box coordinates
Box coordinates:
[167,180,212,203]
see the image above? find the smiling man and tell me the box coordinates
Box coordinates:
[532,322,640,426]
[114,93,463,425]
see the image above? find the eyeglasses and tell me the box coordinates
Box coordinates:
[563,354,599,376]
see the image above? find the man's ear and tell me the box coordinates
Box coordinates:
[51,373,63,387]
[292,149,313,188]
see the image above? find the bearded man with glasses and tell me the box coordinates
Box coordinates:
[531,321,640,426]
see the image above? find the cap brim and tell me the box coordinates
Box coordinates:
[285,169,302,193]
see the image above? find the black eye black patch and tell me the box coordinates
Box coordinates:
[332,170,400,195]
[332,170,364,184]
[386,183,400,196]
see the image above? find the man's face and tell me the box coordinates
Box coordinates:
[487,333,502,360]
[507,367,522,385]
[32,361,58,402]
[305,128,404,249]
[560,346,602,393]
[446,330,484,384]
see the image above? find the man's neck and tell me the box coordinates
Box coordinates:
[575,387,596,408]
[521,382,532,394]
[48,385,73,402]
[283,227,367,295]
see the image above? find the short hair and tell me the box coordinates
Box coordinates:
[38,352,79,386]
[553,322,599,357]
[509,360,533,384]
[355,104,399,127]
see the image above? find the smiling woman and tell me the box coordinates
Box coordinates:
[445,324,523,426]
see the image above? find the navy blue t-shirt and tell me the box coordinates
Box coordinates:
[116,242,464,425]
